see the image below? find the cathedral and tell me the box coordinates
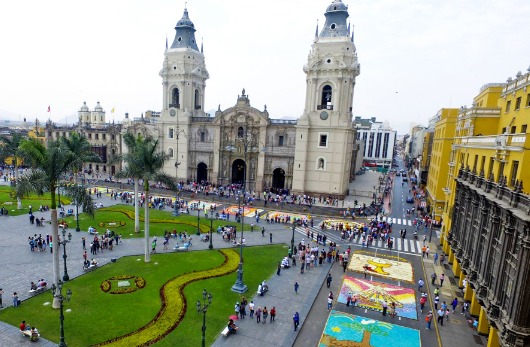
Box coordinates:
[123,0,361,198]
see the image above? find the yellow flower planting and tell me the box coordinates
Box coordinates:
[92,249,240,347]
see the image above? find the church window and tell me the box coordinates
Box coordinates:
[88,133,92,139]
[173,66,176,70]
[327,59,331,63]
[238,127,244,138]
[200,132,205,142]
[168,127,174,139]
[112,134,115,140]
[103,134,106,140]
[168,147,174,158]
[178,37,182,42]
[321,85,332,108]
[319,133,328,148]
[95,134,99,140]
[278,136,284,147]
[172,88,180,108]
[330,23,336,30]
[194,89,200,109]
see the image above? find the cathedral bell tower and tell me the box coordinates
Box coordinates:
[292,0,360,199]
[159,6,210,181]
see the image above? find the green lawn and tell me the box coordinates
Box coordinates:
[62,204,250,239]
[0,244,288,346]
[0,186,71,216]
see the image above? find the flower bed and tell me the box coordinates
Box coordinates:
[110,288,137,295]
[92,249,240,347]
[99,207,210,233]
[100,281,111,293]
[98,221,127,228]
[135,277,146,289]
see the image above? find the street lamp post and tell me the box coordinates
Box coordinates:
[196,288,213,347]
[429,207,443,243]
[196,207,201,236]
[51,281,72,347]
[209,211,214,250]
[172,127,186,217]
[60,229,72,281]
[290,220,296,258]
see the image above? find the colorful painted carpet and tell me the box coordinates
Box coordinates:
[337,276,417,320]
[347,251,414,283]
[319,311,421,347]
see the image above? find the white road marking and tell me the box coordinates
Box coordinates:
[404,240,409,252]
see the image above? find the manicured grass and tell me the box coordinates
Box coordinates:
[0,186,71,216]
[0,244,288,346]
[62,204,250,239]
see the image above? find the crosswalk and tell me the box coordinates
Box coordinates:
[378,216,416,226]
[295,226,425,256]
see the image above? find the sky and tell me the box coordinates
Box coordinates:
[1,0,530,134]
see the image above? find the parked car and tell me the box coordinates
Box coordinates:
[406,197,414,203]
[402,177,408,182]
[395,172,401,177]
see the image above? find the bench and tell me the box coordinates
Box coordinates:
[221,326,230,337]
[21,329,40,340]
[29,286,47,294]
[233,242,246,247]
[174,245,189,252]
[83,264,98,272]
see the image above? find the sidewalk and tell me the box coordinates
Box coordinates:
[212,260,332,347]
[423,240,487,346]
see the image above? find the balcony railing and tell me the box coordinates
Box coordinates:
[317,105,333,110]
[195,105,202,110]
[191,117,213,122]
[270,119,297,125]
[169,104,180,109]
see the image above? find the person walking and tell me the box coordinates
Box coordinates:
[433,253,439,265]
[294,281,299,294]
[451,297,458,313]
[437,309,444,326]
[422,246,426,257]
[462,302,469,315]
[440,273,445,286]
[270,307,276,323]
[426,246,430,257]
[262,306,268,323]
[12,292,18,307]
[83,251,88,263]
[426,311,433,330]
[326,273,332,288]
[235,302,240,318]
[434,295,440,310]
[382,300,388,316]
[262,227,265,237]
[418,278,424,291]
[327,296,333,311]
[249,301,255,317]
[422,235,427,246]
[293,312,300,331]
[277,262,281,276]
[240,301,246,319]
[256,306,262,323]
[431,272,437,285]
[269,233,273,244]
[420,295,427,313]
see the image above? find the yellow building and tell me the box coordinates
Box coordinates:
[425,108,458,222]
[438,74,530,347]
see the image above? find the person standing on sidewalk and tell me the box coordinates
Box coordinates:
[293,312,300,331]
[256,306,262,323]
[422,235,427,246]
[440,273,445,286]
[422,246,426,257]
[431,272,437,285]
[433,253,439,265]
[437,308,444,326]
[294,282,299,294]
[327,296,333,311]
[426,311,433,330]
[327,274,332,288]
[270,307,276,322]
[262,307,268,323]
[451,297,458,313]
[426,246,430,257]
[277,262,281,276]
[269,233,273,244]
[434,294,440,310]
[249,301,255,317]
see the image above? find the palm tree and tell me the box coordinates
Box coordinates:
[136,135,175,262]
[0,133,26,209]
[60,132,101,185]
[16,138,94,307]
[113,133,144,234]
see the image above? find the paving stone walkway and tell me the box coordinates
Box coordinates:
[212,260,332,347]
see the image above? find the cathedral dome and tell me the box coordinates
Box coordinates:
[170,8,199,51]
[94,101,103,112]
[176,9,195,28]
[80,101,89,112]
[326,0,348,13]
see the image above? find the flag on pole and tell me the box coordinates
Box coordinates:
[111,108,115,113]
[47,106,50,112]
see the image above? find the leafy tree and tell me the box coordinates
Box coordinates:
[0,133,26,209]
[60,132,101,184]
[16,138,94,307]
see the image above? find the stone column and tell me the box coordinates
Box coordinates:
[448,248,454,264]
[478,307,489,336]
[453,260,462,278]
[487,328,500,347]
[458,273,466,289]
[470,290,481,317]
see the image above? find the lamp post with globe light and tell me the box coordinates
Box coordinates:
[196,288,213,347]
[51,281,72,347]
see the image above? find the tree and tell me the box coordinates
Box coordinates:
[135,135,175,262]
[16,138,94,308]
[60,132,101,185]
[113,133,145,234]
[0,133,26,209]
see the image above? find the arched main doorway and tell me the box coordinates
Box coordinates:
[232,159,246,185]
[197,162,207,183]
[272,168,285,189]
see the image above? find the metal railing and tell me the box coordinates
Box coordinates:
[270,119,297,125]
[317,105,334,110]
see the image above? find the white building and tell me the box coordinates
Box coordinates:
[354,117,396,167]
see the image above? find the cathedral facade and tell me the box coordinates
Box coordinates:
[124,0,360,198]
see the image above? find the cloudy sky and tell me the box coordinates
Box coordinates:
[1,0,529,134]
